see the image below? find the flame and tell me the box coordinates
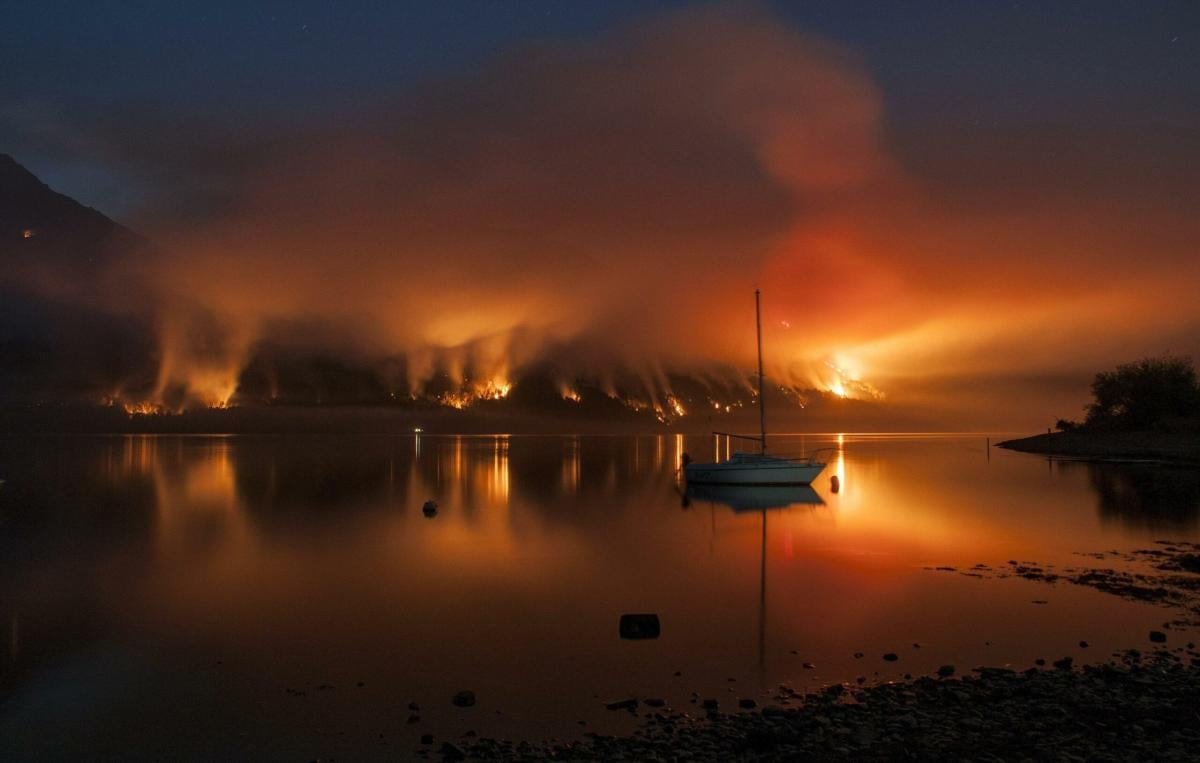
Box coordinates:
[560,385,582,402]
[123,401,164,416]
[21,228,36,239]
[436,376,511,409]
[667,394,685,417]
[476,378,511,400]
[822,357,883,400]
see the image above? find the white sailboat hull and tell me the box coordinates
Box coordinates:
[685,455,825,486]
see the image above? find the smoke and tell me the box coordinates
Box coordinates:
[9,4,1199,427]
[116,5,900,409]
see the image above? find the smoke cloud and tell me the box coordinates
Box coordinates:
[9,5,1200,427]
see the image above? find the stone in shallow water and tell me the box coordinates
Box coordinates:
[883,653,899,662]
[452,690,476,707]
[1150,630,1168,643]
[619,613,661,640]
[937,665,955,677]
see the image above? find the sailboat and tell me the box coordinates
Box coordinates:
[683,290,827,486]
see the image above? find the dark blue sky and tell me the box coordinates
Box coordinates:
[2,1,1196,216]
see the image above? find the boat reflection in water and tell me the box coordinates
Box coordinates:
[685,483,824,513]
[683,482,825,681]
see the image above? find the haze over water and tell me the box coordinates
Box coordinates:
[2,434,1198,759]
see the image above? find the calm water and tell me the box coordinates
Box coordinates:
[2,433,1198,759]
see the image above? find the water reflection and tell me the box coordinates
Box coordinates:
[1066,461,1200,530]
[4,434,1200,757]
[685,484,824,512]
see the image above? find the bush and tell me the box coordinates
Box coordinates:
[1055,418,1080,432]
[1085,356,1200,430]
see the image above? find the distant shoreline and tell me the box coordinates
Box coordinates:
[998,430,1200,465]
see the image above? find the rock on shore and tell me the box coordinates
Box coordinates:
[436,656,1200,760]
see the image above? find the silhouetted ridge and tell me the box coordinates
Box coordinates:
[0,153,140,259]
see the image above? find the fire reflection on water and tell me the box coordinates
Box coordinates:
[4,434,1199,750]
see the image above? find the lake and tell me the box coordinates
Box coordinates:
[2,433,1198,759]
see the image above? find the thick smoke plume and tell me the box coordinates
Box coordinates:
[130,6,898,412]
[8,5,1199,428]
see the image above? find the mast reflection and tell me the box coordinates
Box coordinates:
[682,482,824,686]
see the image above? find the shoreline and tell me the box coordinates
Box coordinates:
[429,653,1200,761]
[426,541,1200,760]
[998,430,1200,465]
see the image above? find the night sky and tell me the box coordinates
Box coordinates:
[2,1,1198,427]
[5,1,1195,215]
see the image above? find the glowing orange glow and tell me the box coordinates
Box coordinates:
[6,4,1194,433]
[560,386,582,402]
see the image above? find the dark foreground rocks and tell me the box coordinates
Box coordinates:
[433,656,1200,761]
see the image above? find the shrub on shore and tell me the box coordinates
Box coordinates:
[1083,356,1200,431]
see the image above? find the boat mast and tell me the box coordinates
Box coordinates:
[755,289,767,455]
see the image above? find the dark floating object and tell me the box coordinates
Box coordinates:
[1150,630,1167,643]
[831,475,840,493]
[883,653,899,662]
[422,499,438,517]
[451,690,475,707]
[619,613,661,640]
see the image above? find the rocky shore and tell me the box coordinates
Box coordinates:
[420,541,1200,761]
[928,541,1200,627]
[426,653,1200,761]
[998,430,1200,464]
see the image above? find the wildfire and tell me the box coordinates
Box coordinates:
[823,358,883,400]
[22,228,36,239]
[667,394,685,417]
[476,378,511,400]
[123,401,163,415]
[437,376,512,409]
[646,394,687,424]
[438,391,473,410]
[560,386,582,402]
